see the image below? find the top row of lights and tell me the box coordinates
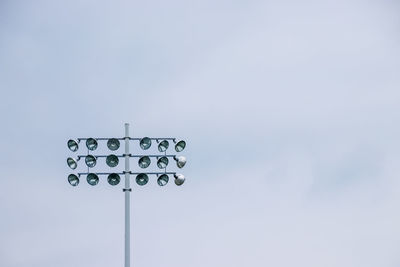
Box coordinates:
[67,138,186,153]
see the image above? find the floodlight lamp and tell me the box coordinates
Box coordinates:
[157,174,169,186]
[107,138,120,151]
[158,140,169,152]
[67,157,78,170]
[67,139,79,152]
[174,174,185,186]
[106,154,119,167]
[140,137,152,150]
[87,173,99,186]
[108,173,121,186]
[86,138,98,151]
[85,155,97,168]
[68,174,79,186]
[138,156,151,168]
[136,173,149,186]
[175,140,186,152]
[174,156,186,168]
[157,156,169,169]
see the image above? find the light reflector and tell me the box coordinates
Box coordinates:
[138,156,151,168]
[107,138,120,151]
[157,174,169,186]
[136,173,149,186]
[85,155,97,168]
[106,154,119,167]
[140,137,152,150]
[108,173,121,186]
[157,156,169,169]
[68,174,79,186]
[175,156,186,168]
[86,138,98,151]
[67,139,79,152]
[158,140,169,152]
[174,174,185,186]
[175,140,186,152]
[67,157,78,170]
[87,173,99,186]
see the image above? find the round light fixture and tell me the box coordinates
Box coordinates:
[158,140,169,152]
[174,174,185,186]
[85,155,97,168]
[86,138,98,151]
[107,138,120,151]
[140,137,152,150]
[87,173,99,186]
[67,139,79,152]
[157,156,169,169]
[136,173,149,186]
[108,173,121,186]
[157,174,169,186]
[106,154,119,167]
[67,157,78,170]
[68,174,79,186]
[175,140,186,152]
[175,156,186,168]
[138,156,151,168]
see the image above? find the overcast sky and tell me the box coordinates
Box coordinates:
[1,0,400,266]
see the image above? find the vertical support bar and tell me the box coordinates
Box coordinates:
[124,123,131,267]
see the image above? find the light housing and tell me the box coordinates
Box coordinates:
[140,137,152,150]
[68,174,79,186]
[158,140,169,152]
[157,156,169,169]
[87,173,99,186]
[67,157,78,170]
[174,156,186,168]
[107,138,120,151]
[85,155,97,168]
[157,174,169,186]
[108,173,121,186]
[106,154,119,167]
[174,174,185,186]
[86,138,98,151]
[175,140,186,152]
[136,173,149,186]
[67,139,79,152]
[138,156,151,168]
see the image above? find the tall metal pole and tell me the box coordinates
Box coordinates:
[124,123,131,267]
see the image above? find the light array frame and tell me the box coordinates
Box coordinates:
[67,135,186,187]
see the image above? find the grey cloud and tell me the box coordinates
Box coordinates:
[1,0,400,266]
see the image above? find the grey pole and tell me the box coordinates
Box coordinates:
[124,123,131,267]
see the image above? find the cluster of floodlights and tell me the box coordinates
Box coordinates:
[67,137,186,187]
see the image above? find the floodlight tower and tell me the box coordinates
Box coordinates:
[66,123,187,267]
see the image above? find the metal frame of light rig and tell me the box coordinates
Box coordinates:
[66,123,187,267]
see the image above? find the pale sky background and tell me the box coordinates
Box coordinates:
[1,0,400,266]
